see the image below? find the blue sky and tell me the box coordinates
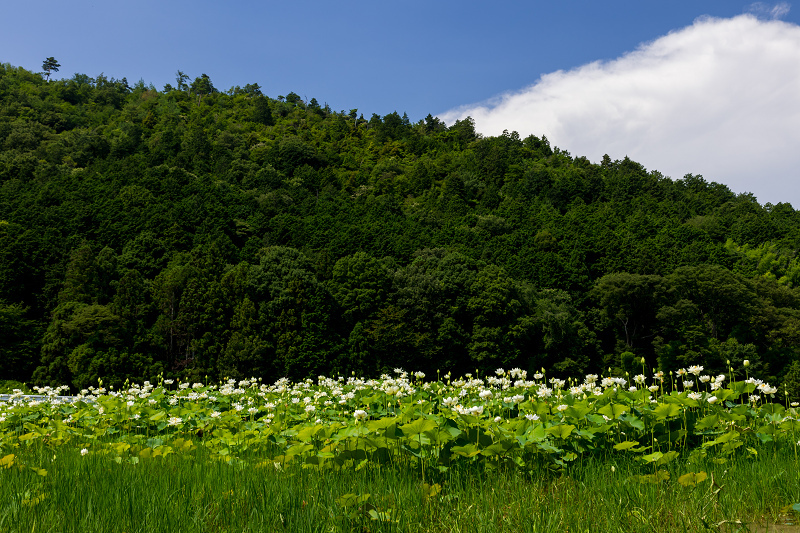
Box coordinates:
[3,1,799,206]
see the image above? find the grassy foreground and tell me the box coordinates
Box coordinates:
[2,367,800,531]
[2,442,799,533]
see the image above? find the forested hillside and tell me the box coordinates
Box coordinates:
[2,62,800,397]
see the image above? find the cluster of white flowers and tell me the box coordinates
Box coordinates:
[3,364,792,441]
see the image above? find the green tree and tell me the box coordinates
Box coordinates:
[189,74,215,104]
[781,360,800,403]
[667,265,756,340]
[42,57,60,81]
[175,70,190,92]
[0,300,40,382]
[591,273,666,353]
[252,95,274,126]
[328,252,391,324]
[244,247,337,379]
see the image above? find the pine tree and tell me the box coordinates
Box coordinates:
[42,57,60,81]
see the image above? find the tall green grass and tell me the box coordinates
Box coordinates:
[3,441,798,532]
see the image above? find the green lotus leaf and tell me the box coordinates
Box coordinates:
[451,444,481,458]
[462,427,493,447]
[336,493,371,508]
[755,432,774,444]
[545,424,575,439]
[535,441,562,454]
[731,382,757,395]
[713,389,735,401]
[619,413,644,431]
[780,419,800,432]
[598,403,628,419]
[565,405,592,419]
[642,451,663,463]
[284,443,314,458]
[458,414,480,426]
[755,424,776,435]
[172,438,194,452]
[613,440,639,451]
[109,442,130,455]
[656,450,679,465]
[368,509,397,523]
[631,470,670,484]
[366,417,399,432]
[716,430,740,443]
[527,423,547,442]
[400,418,438,436]
[480,443,507,456]
[427,427,458,444]
[295,424,322,442]
[337,425,369,439]
[155,445,174,457]
[694,414,720,430]
[585,414,612,427]
[382,423,402,440]
[652,403,681,419]
[723,439,744,452]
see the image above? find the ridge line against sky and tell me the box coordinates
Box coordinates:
[1,1,798,207]
[440,6,800,207]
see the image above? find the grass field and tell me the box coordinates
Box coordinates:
[1,367,799,532]
[2,442,799,532]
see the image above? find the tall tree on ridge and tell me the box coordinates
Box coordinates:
[42,57,60,81]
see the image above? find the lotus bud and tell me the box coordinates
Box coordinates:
[743,360,750,367]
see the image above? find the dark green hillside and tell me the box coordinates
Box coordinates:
[1,62,799,396]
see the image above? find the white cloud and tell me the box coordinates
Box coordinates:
[439,14,800,207]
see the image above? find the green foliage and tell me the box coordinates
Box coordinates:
[726,238,800,287]
[1,61,799,385]
[2,441,798,533]
[41,57,60,81]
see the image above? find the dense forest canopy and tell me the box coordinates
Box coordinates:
[2,62,800,398]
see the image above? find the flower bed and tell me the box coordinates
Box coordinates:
[1,367,798,474]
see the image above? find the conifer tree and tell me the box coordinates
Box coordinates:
[42,57,60,81]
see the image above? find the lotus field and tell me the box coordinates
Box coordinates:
[2,365,799,473]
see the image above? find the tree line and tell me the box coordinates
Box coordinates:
[1,61,799,397]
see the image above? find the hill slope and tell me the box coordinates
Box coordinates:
[1,63,800,397]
